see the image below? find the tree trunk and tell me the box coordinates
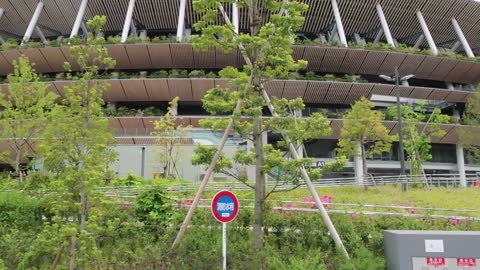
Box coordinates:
[80,187,87,231]
[252,113,265,252]
[361,143,368,189]
[69,236,77,270]
[15,150,21,183]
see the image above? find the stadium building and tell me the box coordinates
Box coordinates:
[0,0,480,183]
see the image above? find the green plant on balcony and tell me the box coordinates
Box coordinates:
[143,106,164,116]
[125,36,148,44]
[188,70,206,78]
[205,71,218,78]
[1,39,18,51]
[103,103,117,117]
[343,74,367,83]
[364,42,394,51]
[23,41,45,49]
[169,69,189,78]
[118,72,130,79]
[116,106,137,116]
[47,39,64,47]
[106,36,121,44]
[148,70,169,78]
[322,74,337,81]
[304,71,322,80]
[151,36,171,43]
[65,36,84,46]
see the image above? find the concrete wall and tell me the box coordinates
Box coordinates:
[110,144,248,181]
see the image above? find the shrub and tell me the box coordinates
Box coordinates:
[1,39,18,50]
[135,186,173,229]
[149,70,169,78]
[151,36,170,43]
[188,70,206,78]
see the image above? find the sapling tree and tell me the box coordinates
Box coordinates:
[460,87,480,162]
[181,0,346,252]
[37,15,116,269]
[337,97,393,180]
[152,97,190,179]
[0,56,57,182]
[387,103,450,176]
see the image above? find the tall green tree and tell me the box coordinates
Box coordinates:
[152,97,190,179]
[188,0,345,251]
[387,103,450,176]
[461,87,480,162]
[0,56,57,181]
[337,97,393,179]
[37,15,116,269]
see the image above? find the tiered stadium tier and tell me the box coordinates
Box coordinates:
[0,78,472,104]
[1,44,480,84]
[1,0,480,51]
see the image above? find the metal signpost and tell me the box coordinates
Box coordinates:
[211,190,239,270]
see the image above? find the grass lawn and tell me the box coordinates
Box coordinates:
[191,185,480,217]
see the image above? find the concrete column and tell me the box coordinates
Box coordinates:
[80,22,88,37]
[330,0,347,47]
[452,108,460,123]
[0,8,5,45]
[70,0,88,38]
[451,41,461,52]
[22,1,44,45]
[35,26,48,43]
[176,0,187,42]
[401,80,409,87]
[374,29,383,43]
[456,144,467,187]
[129,20,137,37]
[413,34,424,49]
[232,1,239,34]
[446,82,455,91]
[354,141,364,186]
[451,18,475,58]
[416,11,438,55]
[121,0,136,43]
[376,4,395,47]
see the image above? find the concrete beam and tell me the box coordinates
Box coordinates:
[331,0,347,47]
[416,11,438,55]
[35,26,48,43]
[22,1,44,45]
[232,1,239,34]
[451,18,475,58]
[70,0,88,38]
[376,4,395,47]
[121,0,136,43]
[176,0,187,42]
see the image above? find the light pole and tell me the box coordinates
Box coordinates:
[379,67,415,192]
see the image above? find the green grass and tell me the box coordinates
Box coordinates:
[185,185,480,217]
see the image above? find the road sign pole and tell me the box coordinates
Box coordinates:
[222,222,227,270]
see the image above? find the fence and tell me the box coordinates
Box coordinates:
[98,173,479,198]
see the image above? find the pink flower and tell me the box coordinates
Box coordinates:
[449,219,461,226]
[407,207,418,214]
[123,203,129,209]
[180,200,192,207]
[302,195,334,208]
[351,214,358,221]
[283,202,297,209]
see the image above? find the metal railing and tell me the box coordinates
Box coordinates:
[98,173,479,198]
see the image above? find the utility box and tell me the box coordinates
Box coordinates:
[384,230,480,270]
